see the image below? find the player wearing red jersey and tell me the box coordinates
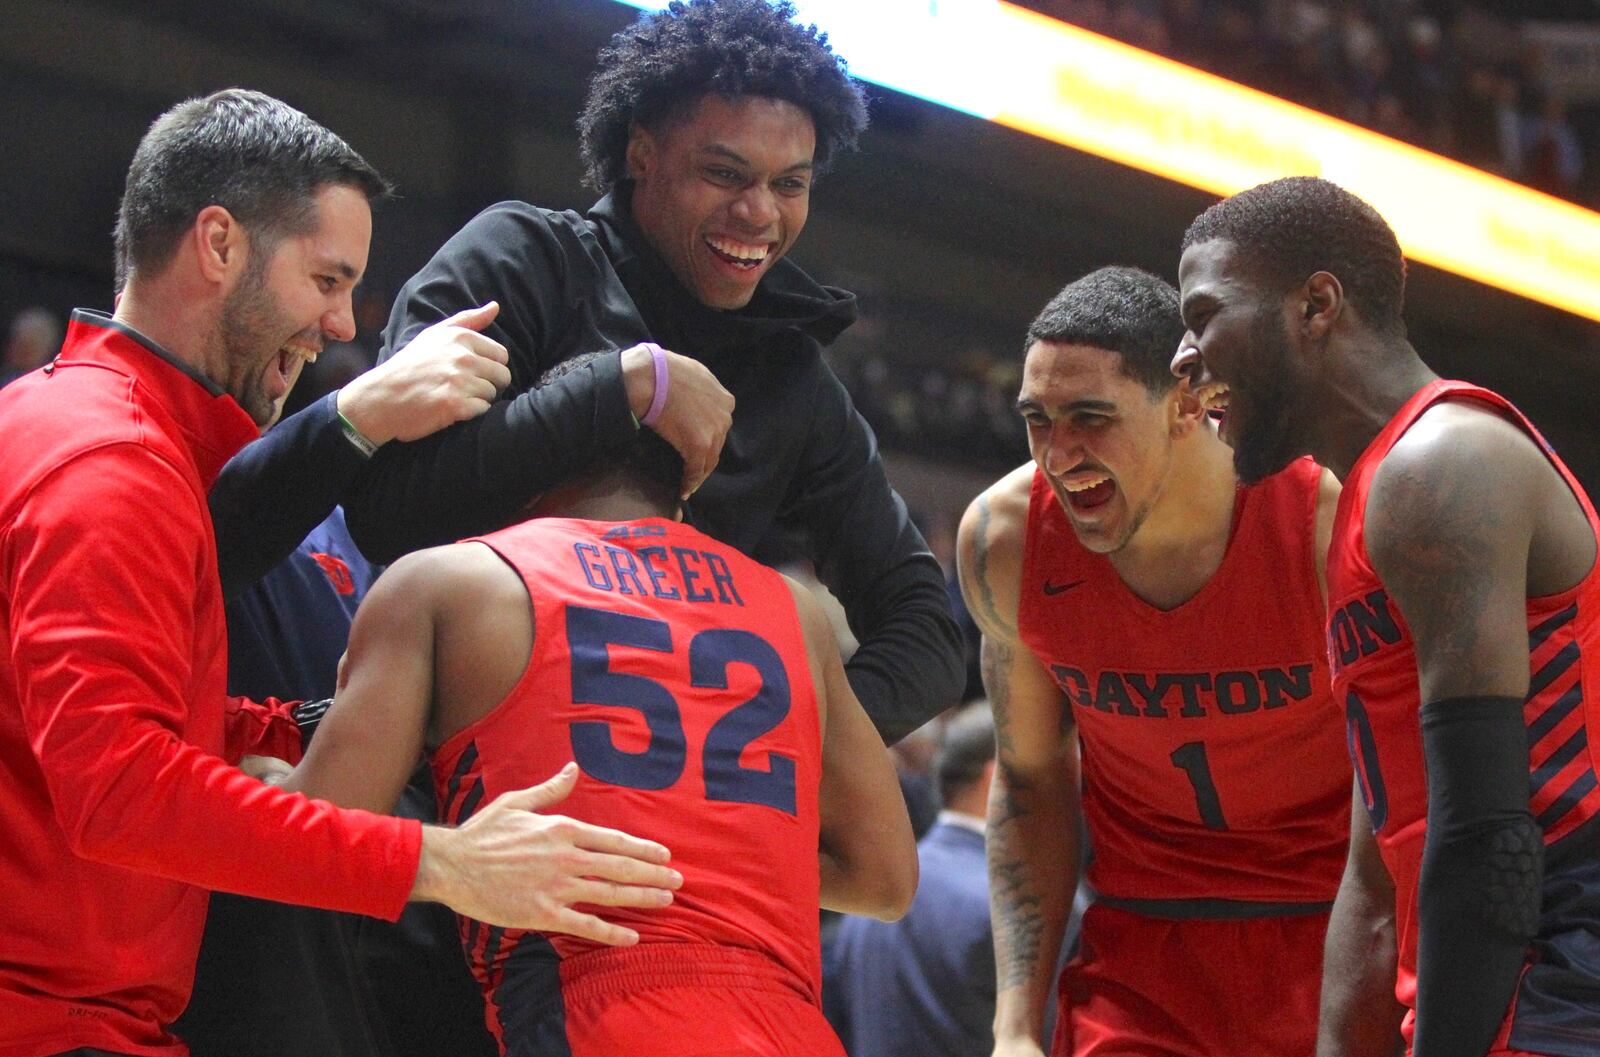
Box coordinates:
[1174,176,1600,1057]
[267,355,916,1057]
[960,267,1349,1057]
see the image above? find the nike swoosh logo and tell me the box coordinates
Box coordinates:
[1043,579,1085,596]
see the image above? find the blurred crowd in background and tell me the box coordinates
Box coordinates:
[1022,0,1600,205]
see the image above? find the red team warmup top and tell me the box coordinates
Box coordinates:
[432,516,825,1053]
[1018,457,1349,908]
[1329,380,1600,1056]
[0,314,420,1057]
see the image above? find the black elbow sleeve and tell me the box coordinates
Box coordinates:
[1413,694,1543,1057]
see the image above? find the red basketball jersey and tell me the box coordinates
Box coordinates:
[1018,457,1349,905]
[1328,380,1600,1053]
[431,517,823,1050]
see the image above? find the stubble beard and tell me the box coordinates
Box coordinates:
[217,249,282,427]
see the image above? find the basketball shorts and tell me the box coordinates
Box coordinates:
[1051,902,1331,1057]
[1398,962,1563,1057]
[556,944,845,1057]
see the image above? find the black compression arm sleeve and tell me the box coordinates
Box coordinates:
[1412,694,1542,1057]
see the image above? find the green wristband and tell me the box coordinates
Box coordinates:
[335,409,380,458]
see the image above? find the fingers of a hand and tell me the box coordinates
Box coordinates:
[464,331,510,365]
[568,824,675,868]
[483,358,513,391]
[440,301,500,331]
[682,464,709,499]
[448,396,494,425]
[439,330,509,365]
[568,876,676,909]
[683,427,725,498]
[448,355,510,396]
[497,763,579,812]
[546,906,639,947]
[455,374,499,407]
[682,443,715,498]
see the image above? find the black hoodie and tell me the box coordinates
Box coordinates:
[330,191,963,743]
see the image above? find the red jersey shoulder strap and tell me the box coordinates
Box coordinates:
[1341,379,1599,540]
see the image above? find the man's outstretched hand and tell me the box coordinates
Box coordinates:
[410,762,682,945]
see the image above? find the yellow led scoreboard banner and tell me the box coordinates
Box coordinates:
[614,0,1600,323]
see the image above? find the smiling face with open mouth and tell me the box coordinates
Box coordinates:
[216,183,370,428]
[627,93,816,311]
[1175,237,1307,484]
[1019,340,1183,555]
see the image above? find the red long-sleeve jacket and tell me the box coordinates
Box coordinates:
[0,312,421,1057]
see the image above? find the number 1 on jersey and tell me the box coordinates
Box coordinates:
[1170,741,1229,831]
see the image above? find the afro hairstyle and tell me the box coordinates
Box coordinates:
[578,0,868,192]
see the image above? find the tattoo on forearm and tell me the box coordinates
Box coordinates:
[982,635,1018,758]
[989,779,1044,990]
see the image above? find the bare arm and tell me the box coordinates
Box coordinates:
[1317,782,1406,1057]
[275,547,685,944]
[274,552,438,812]
[959,472,1079,1056]
[1366,407,1550,1057]
[793,577,918,920]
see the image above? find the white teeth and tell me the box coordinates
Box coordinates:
[283,345,319,365]
[1195,381,1229,411]
[1063,475,1110,493]
[706,236,768,264]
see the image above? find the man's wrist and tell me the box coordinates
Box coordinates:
[335,383,395,449]
[409,825,458,904]
[619,344,656,422]
[992,995,1045,1041]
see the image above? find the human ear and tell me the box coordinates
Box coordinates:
[624,122,658,182]
[192,205,245,284]
[1168,374,1209,438]
[1301,272,1343,341]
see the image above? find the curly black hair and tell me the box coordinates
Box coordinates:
[1026,266,1187,394]
[578,0,868,192]
[1183,176,1407,335]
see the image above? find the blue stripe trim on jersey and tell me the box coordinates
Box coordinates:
[1531,685,1587,748]
[1533,728,1592,799]
[1531,642,1582,701]
[482,926,507,989]
[1538,770,1600,831]
[444,742,480,822]
[1094,895,1334,919]
[1529,603,1579,654]
[458,777,486,824]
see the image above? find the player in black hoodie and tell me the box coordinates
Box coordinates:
[347,0,963,745]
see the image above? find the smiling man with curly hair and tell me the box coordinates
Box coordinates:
[348,0,962,747]
[335,1,966,1049]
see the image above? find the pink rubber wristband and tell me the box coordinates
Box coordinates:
[640,342,669,427]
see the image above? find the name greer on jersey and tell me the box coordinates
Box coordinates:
[572,524,746,608]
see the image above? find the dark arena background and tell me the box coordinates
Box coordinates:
[7,3,1600,1056]
[6,0,1599,527]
